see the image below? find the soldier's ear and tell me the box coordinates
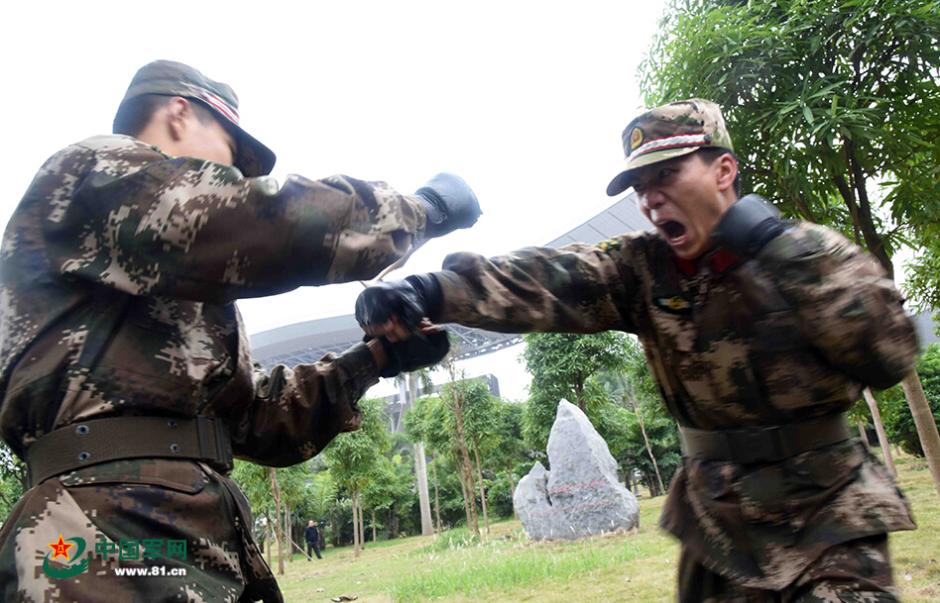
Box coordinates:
[714,152,738,193]
[165,97,190,142]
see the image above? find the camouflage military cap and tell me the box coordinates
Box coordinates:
[115,60,276,177]
[606,99,734,196]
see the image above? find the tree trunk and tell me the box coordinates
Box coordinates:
[620,375,666,496]
[450,380,480,536]
[264,512,273,567]
[400,372,434,537]
[472,443,490,535]
[352,489,361,558]
[414,441,434,536]
[431,453,443,533]
[284,503,293,562]
[457,468,471,529]
[862,389,896,476]
[371,510,377,543]
[269,468,285,575]
[857,420,871,451]
[358,492,366,550]
[636,405,666,496]
[836,148,937,496]
[900,371,940,499]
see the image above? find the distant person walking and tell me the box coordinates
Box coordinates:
[305,520,322,560]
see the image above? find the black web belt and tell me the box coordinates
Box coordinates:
[679,413,851,464]
[25,416,233,487]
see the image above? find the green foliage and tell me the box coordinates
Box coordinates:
[405,394,451,454]
[597,337,682,492]
[239,456,940,603]
[522,332,630,450]
[322,397,389,492]
[0,441,25,520]
[361,452,417,538]
[641,0,940,291]
[303,468,338,522]
[880,344,940,456]
[446,378,499,451]
[405,384,530,525]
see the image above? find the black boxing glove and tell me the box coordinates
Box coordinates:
[711,194,786,257]
[355,273,444,330]
[374,330,450,378]
[416,173,482,238]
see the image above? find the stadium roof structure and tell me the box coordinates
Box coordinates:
[250,193,651,368]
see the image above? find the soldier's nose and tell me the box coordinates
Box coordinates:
[639,190,666,210]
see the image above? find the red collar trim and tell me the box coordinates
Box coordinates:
[673,247,740,276]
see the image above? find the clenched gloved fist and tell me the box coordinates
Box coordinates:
[416,173,482,238]
[355,274,443,332]
[373,330,450,378]
[711,194,786,257]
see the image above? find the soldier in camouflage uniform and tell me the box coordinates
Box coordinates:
[0,60,479,602]
[356,100,919,601]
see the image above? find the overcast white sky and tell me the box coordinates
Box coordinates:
[1,1,671,401]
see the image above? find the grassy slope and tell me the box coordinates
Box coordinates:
[277,454,939,602]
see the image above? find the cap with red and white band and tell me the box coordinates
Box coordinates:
[606,99,733,197]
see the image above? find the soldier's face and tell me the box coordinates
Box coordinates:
[165,98,236,168]
[633,152,737,259]
[178,113,237,168]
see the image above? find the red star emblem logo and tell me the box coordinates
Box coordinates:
[48,534,73,561]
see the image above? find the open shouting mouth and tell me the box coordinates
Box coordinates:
[657,219,688,246]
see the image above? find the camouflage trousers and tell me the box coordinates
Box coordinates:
[0,458,281,603]
[678,534,898,602]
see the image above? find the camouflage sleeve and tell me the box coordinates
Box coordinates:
[432,236,645,333]
[47,141,427,303]
[233,343,377,466]
[757,222,918,389]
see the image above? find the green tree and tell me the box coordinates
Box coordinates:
[0,442,25,521]
[456,379,499,533]
[487,400,529,508]
[404,393,450,531]
[439,371,481,537]
[640,0,940,497]
[598,337,680,496]
[881,345,940,456]
[322,398,389,557]
[522,332,630,450]
[230,460,310,571]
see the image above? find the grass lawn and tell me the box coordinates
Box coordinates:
[275,454,939,602]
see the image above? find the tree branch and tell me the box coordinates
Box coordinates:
[845,139,893,276]
[831,169,863,245]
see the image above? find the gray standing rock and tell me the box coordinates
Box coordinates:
[513,400,639,540]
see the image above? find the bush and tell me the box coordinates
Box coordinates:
[879,344,940,457]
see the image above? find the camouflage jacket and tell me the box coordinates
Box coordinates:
[0,134,428,465]
[433,222,918,590]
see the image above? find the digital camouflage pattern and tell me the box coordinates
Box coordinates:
[0,134,429,601]
[679,534,898,602]
[431,221,918,592]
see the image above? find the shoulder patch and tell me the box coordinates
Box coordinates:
[596,238,622,253]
